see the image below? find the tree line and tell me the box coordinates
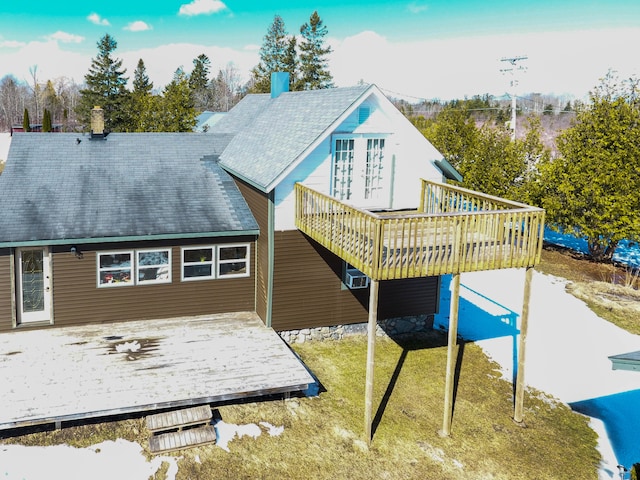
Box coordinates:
[410,70,640,264]
[0,11,333,133]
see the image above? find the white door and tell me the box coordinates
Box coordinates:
[16,247,52,324]
[332,136,391,209]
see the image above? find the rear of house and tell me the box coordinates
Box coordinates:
[0,130,258,330]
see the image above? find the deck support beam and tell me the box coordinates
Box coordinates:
[364,279,380,445]
[514,266,534,424]
[440,272,460,437]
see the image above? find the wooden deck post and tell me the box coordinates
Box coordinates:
[364,278,380,445]
[514,266,534,424]
[440,272,460,437]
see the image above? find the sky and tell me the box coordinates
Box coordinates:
[1,0,640,101]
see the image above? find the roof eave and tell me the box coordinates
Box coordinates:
[0,229,260,248]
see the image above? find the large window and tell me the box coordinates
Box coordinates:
[182,244,250,281]
[98,249,171,287]
[333,139,354,200]
[331,135,388,206]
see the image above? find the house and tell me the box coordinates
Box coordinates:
[0,121,258,330]
[0,78,545,438]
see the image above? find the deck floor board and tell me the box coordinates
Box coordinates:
[0,312,313,431]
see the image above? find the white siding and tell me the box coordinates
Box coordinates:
[274,91,446,231]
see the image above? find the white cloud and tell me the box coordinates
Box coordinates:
[329,28,640,101]
[0,40,26,48]
[47,31,84,44]
[124,21,152,32]
[407,2,428,14]
[0,40,89,83]
[87,13,110,26]
[178,0,227,16]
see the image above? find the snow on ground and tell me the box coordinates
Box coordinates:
[436,268,640,479]
[0,132,10,163]
[0,439,179,480]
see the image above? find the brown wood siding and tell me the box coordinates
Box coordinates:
[0,249,14,331]
[48,238,255,328]
[234,179,269,322]
[270,230,439,331]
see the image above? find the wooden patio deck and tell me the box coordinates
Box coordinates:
[0,312,314,431]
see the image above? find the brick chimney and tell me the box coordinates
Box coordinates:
[90,106,106,140]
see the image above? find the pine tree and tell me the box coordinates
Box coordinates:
[42,109,52,132]
[77,34,131,132]
[159,69,197,132]
[250,15,292,93]
[189,54,213,111]
[132,58,153,95]
[298,11,333,90]
[22,108,31,132]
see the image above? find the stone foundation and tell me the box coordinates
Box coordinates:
[278,314,433,344]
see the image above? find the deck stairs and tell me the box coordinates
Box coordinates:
[146,405,216,454]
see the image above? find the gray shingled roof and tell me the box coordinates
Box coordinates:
[0,133,258,246]
[213,85,372,191]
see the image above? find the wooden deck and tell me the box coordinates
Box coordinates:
[0,312,314,431]
[295,180,545,280]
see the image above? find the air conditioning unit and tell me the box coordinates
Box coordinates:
[345,268,370,289]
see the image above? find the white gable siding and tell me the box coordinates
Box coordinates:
[273,92,446,231]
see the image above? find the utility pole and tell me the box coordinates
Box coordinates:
[500,55,528,141]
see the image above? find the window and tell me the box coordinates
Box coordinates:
[182,247,215,280]
[137,249,171,285]
[364,138,385,200]
[182,244,250,281]
[98,251,133,287]
[332,139,354,200]
[218,245,249,278]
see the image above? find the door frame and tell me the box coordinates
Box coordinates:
[15,246,53,325]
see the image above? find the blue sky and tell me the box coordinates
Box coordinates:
[1,0,639,100]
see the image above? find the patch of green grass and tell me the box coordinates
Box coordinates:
[5,333,599,479]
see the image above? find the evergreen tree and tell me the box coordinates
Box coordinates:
[250,15,292,93]
[77,34,131,132]
[189,54,213,111]
[22,108,31,132]
[42,109,52,132]
[132,58,153,95]
[159,69,197,132]
[298,11,333,90]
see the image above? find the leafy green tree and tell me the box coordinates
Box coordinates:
[536,76,640,262]
[250,15,292,93]
[77,34,131,132]
[22,108,31,132]
[42,108,52,132]
[298,11,333,90]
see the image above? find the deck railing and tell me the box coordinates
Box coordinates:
[295,180,545,280]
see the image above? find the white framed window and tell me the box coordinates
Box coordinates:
[182,247,215,281]
[217,244,250,278]
[332,138,354,200]
[137,249,171,285]
[98,251,134,287]
[181,244,250,281]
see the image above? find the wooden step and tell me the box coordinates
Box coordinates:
[146,405,212,433]
[149,425,216,454]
